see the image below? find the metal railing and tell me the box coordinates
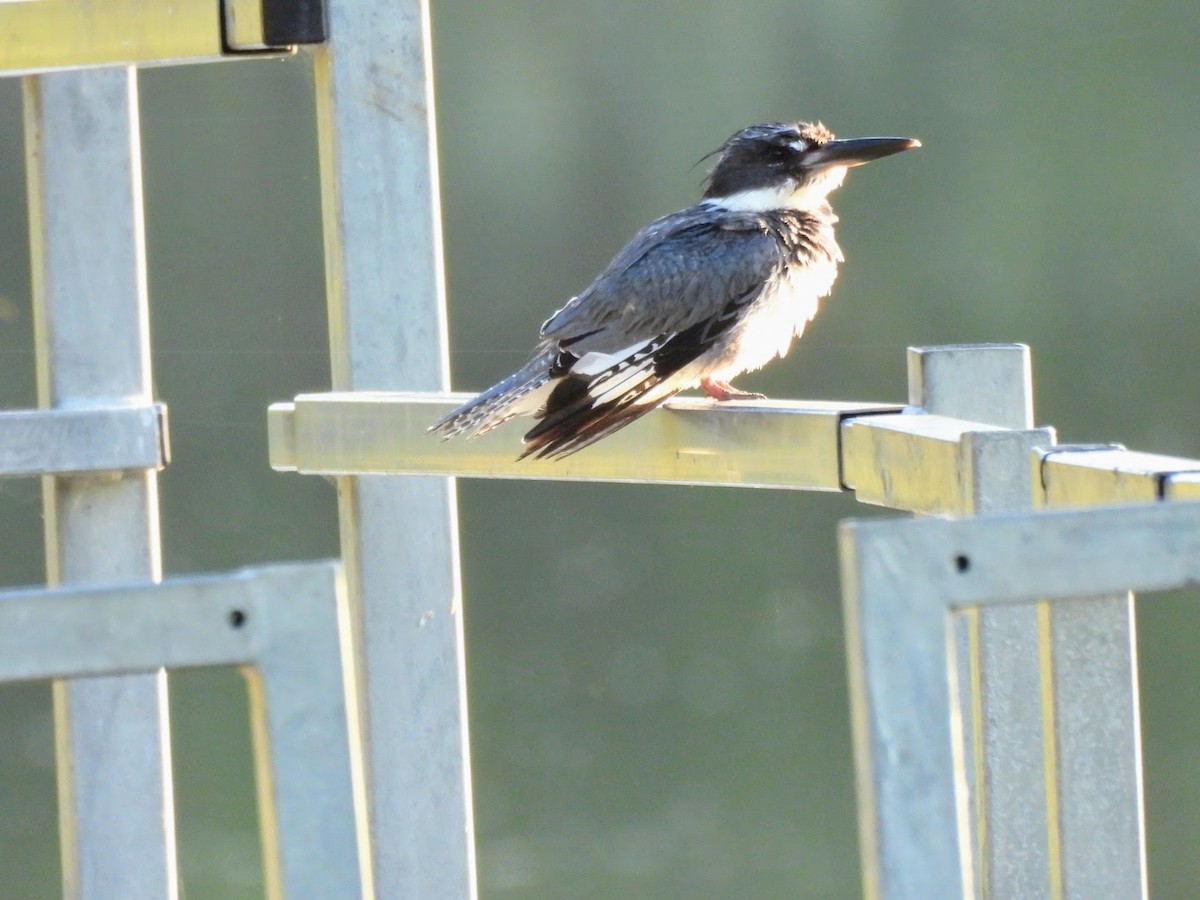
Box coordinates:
[270,340,1199,899]
[5,1,1198,898]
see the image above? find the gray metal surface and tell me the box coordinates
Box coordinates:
[907,342,1034,430]
[0,404,166,477]
[840,499,1200,899]
[848,499,1200,604]
[1049,594,1145,900]
[840,517,969,899]
[906,346,1056,899]
[311,2,475,895]
[1034,445,1150,899]
[907,345,1146,900]
[269,392,900,489]
[24,67,175,900]
[0,563,366,899]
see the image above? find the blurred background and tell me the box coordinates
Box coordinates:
[1,1,1199,897]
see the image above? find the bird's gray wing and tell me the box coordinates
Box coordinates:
[538,206,783,354]
[516,208,792,459]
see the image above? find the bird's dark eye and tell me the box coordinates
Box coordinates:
[765,141,798,161]
[771,136,806,156]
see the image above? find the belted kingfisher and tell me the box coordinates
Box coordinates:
[432,121,920,459]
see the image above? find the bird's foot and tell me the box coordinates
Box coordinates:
[701,378,766,401]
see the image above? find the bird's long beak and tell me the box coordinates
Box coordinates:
[807,136,921,169]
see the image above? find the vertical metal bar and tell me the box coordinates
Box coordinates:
[1046,595,1146,899]
[909,344,1053,899]
[24,68,176,899]
[907,342,1034,430]
[311,1,475,897]
[246,564,368,899]
[910,343,1146,898]
[839,520,970,899]
[1032,457,1148,898]
[1034,447,1149,898]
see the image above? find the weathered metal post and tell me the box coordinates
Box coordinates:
[25,67,176,898]
[311,1,477,895]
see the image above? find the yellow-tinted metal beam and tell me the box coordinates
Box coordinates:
[1165,472,1200,500]
[267,389,1200,514]
[268,391,901,490]
[225,0,268,50]
[0,0,295,75]
[1038,446,1200,508]
[841,412,1056,515]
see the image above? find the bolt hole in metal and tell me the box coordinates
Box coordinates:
[228,609,247,629]
[954,554,971,573]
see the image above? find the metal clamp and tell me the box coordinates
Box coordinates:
[0,403,168,477]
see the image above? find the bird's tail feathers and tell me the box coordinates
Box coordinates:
[429,348,556,439]
[519,364,684,460]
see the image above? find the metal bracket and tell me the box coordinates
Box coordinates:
[0,403,168,477]
[0,561,366,898]
[840,412,1057,514]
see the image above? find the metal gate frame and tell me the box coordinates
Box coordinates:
[839,500,1200,898]
[273,339,1200,899]
[6,1,1200,898]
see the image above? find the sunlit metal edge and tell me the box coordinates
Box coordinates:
[267,390,903,490]
[1165,472,1200,500]
[225,0,268,50]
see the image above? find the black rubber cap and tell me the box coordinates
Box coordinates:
[262,0,326,45]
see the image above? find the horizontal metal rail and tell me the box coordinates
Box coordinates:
[0,404,167,477]
[0,561,366,899]
[0,0,323,76]
[267,390,1200,512]
[268,392,901,490]
[840,412,1055,514]
[1039,445,1200,507]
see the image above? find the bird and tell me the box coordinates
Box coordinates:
[430,121,920,460]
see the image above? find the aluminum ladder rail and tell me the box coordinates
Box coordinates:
[5,2,371,897]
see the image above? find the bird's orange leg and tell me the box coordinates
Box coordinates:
[700,377,766,401]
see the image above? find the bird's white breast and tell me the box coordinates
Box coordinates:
[712,253,841,378]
